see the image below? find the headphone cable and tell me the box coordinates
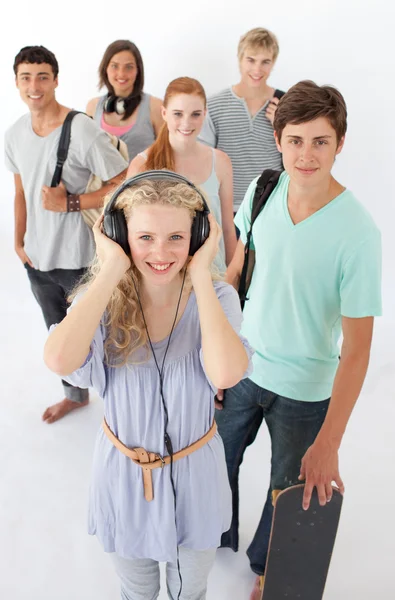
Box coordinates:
[132,267,188,599]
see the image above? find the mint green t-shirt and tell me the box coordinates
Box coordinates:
[235,172,382,401]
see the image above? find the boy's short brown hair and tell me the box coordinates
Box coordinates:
[237,28,279,62]
[274,80,347,145]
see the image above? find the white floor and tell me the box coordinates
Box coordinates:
[1,241,394,600]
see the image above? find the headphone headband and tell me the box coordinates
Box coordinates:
[103,170,210,257]
[105,170,210,215]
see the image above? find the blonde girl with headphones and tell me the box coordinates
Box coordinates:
[44,173,253,600]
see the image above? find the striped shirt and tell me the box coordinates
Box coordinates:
[199,87,284,210]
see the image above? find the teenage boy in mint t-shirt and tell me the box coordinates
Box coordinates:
[215,80,382,600]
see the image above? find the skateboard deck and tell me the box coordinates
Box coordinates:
[261,484,343,600]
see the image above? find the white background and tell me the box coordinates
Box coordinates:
[0,1,394,599]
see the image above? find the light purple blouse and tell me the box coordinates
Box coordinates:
[63,281,254,561]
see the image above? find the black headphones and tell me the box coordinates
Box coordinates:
[103,171,210,256]
[103,94,127,115]
[103,93,141,116]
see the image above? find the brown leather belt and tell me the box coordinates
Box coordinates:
[102,418,217,502]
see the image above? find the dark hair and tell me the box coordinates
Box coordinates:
[13,45,59,78]
[98,40,144,121]
[274,80,347,145]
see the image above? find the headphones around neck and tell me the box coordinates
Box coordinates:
[103,92,141,116]
[103,171,210,256]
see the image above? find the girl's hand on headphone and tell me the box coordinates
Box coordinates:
[93,215,131,273]
[188,213,222,277]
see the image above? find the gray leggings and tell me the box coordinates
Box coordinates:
[111,547,216,600]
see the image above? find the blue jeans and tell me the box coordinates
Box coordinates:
[215,377,329,575]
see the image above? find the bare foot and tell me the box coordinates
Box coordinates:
[42,398,89,424]
[250,576,265,600]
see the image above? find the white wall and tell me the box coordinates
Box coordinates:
[0,4,394,598]
[0,0,393,304]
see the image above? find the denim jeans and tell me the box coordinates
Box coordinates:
[215,377,329,575]
[25,264,88,403]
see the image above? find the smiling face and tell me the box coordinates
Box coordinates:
[16,62,58,111]
[106,50,138,97]
[127,204,192,285]
[275,117,345,187]
[239,46,275,89]
[162,93,206,145]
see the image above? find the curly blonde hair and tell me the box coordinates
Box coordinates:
[72,177,221,367]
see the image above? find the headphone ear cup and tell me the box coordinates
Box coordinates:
[104,94,116,113]
[103,211,130,255]
[200,212,210,250]
[114,97,126,115]
[189,214,199,256]
[189,211,210,256]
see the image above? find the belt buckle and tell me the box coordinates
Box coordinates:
[156,454,166,468]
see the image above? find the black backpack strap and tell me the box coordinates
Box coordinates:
[50,110,82,187]
[238,169,282,308]
[250,169,281,225]
[273,89,286,101]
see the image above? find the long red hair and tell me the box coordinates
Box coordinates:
[146,77,207,171]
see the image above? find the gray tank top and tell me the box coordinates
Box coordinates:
[94,92,156,161]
